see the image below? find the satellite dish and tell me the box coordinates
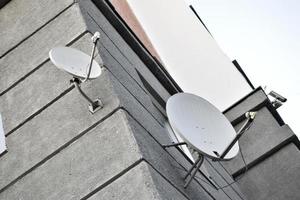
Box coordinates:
[49,46,102,79]
[48,32,104,114]
[166,93,239,160]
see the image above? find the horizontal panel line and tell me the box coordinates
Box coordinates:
[0,2,75,59]
[0,30,89,97]
[143,159,197,200]
[232,135,298,179]
[5,86,74,137]
[0,106,122,194]
[81,158,144,200]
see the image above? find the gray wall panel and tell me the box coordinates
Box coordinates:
[0,33,100,135]
[126,112,221,200]
[78,0,170,101]
[222,108,292,174]
[0,4,87,94]
[0,70,120,190]
[0,0,74,56]
[0,110,141,200]
[224,89,267,122]
[237,144,300,200]
[89,161,188,200]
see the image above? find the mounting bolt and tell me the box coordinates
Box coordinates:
[89,98,104,114]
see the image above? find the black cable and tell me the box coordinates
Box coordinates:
[207,119,253,189]
[210,141,248,190]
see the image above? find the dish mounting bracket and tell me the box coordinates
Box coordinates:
[71,77,103,114]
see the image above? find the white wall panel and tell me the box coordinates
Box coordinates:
[127,0,252,110]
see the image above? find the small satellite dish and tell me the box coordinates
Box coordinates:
[166,93,239,160]
[49,46,102,79]
[48,32,104,114]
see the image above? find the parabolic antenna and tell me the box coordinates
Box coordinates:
[49,46,102,79]
[166,93,239,160]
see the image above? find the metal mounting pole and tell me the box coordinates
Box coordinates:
[184,153,204,188]
[173,145,218,189]
[69,32,103,114]
[83,32,101,83]
[219,111,257,159]
[162,142,187,148]
[71,78,103,114]
[184,154,201,179]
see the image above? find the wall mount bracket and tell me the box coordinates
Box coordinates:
[70,77,103,114]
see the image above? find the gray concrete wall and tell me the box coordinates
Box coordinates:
[222,88,300,200]
[236,143,300,200]
[1,0,298,199]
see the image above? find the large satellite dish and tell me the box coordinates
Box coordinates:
[166,93,239,160]
[49,46,102,79]
[165,93,256,188]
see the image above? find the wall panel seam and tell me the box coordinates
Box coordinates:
[0,106,122,193]
[0,30,89,97]
[81,158,144,200]
[5,86,74,137]
[0,2,76,59]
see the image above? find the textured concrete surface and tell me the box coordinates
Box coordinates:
[78,0,168,125]
[89,161,188,200]
[111,72,243,199]
[126,112,220,200]
[100,46,166,126]
[205,159,246,199]
[0,4,87,94]
[201,159,244,200]
[0,70,119,190]
[80,0,142,82]
[222,107,290,174]
[237,144,300,200]
[108,70,170,145]
[0,60,71,134]
[0,110,141,200]
[0,0,73,56]
[79,0,170,101]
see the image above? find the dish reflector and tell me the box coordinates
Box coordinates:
[166,93,239,160]
[49,47,102,79]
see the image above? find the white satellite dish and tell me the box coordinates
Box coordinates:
[166,93,239,160]
[165,92,256,188]
[49,46,102,79]
[48,32,104,114]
